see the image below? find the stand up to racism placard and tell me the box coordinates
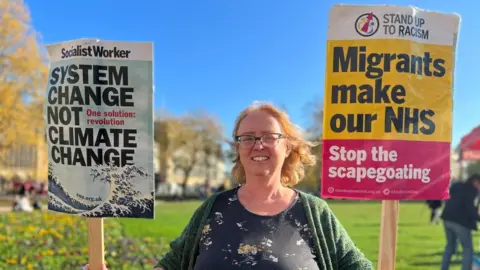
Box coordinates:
[44,39,155,219]
[321,5,460,200]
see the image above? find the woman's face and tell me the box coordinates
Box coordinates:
[236,110,290,179]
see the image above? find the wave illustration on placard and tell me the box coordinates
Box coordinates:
[48,162,154,218]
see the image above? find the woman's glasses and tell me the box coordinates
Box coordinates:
[235,133,284,148]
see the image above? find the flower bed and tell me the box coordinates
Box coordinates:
[0,211,170,269]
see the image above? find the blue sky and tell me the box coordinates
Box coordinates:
[26,0,479,147]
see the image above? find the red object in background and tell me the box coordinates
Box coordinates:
[462,150,480,160]
[321,139,451,200]
[460,126,480,160]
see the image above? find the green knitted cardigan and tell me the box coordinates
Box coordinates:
[155,189,374,270]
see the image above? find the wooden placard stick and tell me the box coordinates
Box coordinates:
[377,200,400,270]
[88,217,105,270]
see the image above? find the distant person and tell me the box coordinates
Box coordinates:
[215,179,231,193]
[12,195,33,212]
[11,195,19,211]
[32,195,43,211]
[0,176,6,193]
[84,101,373,269]
[40,182,47,195]
[440,173,480,270]
[203,180,211,198]
[215,183,226,193]
[426,200,442,224]
[18,184,26,196]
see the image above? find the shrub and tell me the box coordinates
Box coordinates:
[0,211,170,269]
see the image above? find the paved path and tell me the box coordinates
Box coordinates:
[0,207,50,214]
[0,201,165,214]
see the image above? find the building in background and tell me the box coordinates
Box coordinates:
[153,142,160,173]
[154,143,227,188]
[0,136,47,182]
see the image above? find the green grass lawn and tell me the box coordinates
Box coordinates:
[120,201,200,238]
[119,200,479,270]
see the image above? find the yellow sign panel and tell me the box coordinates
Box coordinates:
[323,39,453,142]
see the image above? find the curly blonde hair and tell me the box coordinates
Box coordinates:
[230,101,318,187]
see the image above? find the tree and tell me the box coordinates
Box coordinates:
[303,97,324,139]
[225,142,237,163]
[297,143,322,193]
[172,112,224,196]
[199,114,224,189]
[298,98,324,193]
[467,161,480,176]
[153,112,188,189]
[0,0,48,161]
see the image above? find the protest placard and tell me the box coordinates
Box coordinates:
[321,5,461,269]
[44,38,155,219]
[321,5,461,201]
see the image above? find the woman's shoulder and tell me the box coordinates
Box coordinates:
[295,190,330,209]
[295,190,339,222]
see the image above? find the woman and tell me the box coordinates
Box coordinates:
[85,102,372,270]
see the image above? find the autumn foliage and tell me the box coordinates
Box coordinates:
[0,0,48,159]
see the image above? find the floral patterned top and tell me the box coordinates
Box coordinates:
[194,187,319,270]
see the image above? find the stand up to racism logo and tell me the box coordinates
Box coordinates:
[355,12,380,37]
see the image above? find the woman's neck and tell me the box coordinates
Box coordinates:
[240,175,291,202]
